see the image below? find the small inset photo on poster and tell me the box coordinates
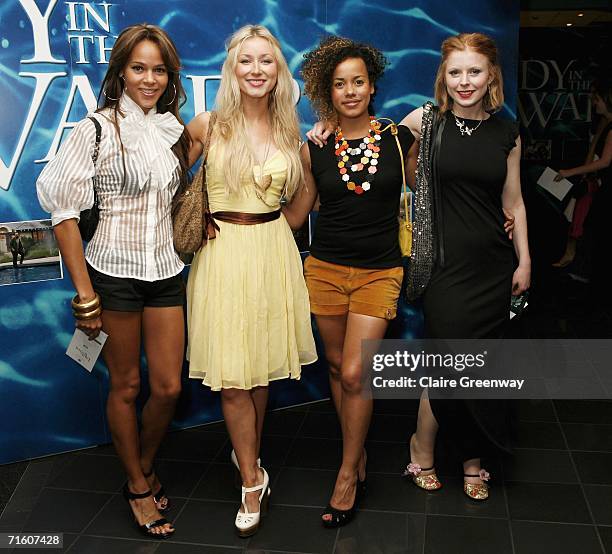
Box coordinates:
[0,220,63,286]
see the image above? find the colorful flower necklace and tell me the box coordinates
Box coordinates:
[335,116,382,195]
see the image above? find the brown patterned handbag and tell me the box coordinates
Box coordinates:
[172,112,217,254]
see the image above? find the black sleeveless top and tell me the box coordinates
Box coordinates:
[308,124,414,268]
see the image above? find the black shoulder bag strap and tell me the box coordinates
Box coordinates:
[88,116,102,202]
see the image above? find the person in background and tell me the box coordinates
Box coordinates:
[10,231,25,267]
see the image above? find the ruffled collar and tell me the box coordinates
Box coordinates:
[115,92,184,190]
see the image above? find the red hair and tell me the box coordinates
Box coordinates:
[434,33,504,113]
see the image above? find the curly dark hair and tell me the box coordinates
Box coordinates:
[301,36,388,121]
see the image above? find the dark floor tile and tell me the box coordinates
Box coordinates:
[263,410,307,437]
[22,489,112,534]
[68,535,159,553]
[516,399,557,422]
[84,493,185,539]
[272,467,336,507]
[584,485,612,525]
[572,452,612,485]
[219,436,295,468]
[191,463,238,502]
[425,477,507,518]
[599,525,612,554]
[503,449,578,483]
[0,461,28,514]
[149,459,208,499]
[506,481,591,523]
[363,442,406,474]
[367,414,414,443]
[156,544,241,554]
[46,454,125,492]
[554,400,612,424]
[156,430,228,463]
[247,505,336,553]
[336,512,425,554]
[563,423,612,452]
[373,399,419,416]
[171,499,244,547]
[285,438,341,470]
[307,400,335,413]
[512,521,603,554]
[425,515,512,554]
[298,412,341,439]
[515,421,566,450]
[0,461,54,533]
[360,473,426,514]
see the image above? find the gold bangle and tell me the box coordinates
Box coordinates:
[73,306,102,320]
[72,292,100,312]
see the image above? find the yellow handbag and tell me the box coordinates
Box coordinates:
[379,120,412,257]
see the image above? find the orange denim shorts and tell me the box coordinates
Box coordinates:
[304,255,403,320]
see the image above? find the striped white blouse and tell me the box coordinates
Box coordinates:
[37,93,185,281]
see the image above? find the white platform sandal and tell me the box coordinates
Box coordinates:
[235,467,270,538]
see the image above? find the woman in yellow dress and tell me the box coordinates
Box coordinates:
[185,25,317,537]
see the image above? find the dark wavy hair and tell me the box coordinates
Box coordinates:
[97,23,191,191]
[301,36,388,121]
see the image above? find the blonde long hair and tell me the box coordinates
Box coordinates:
[434,33,504,114]
[214,25,303,199]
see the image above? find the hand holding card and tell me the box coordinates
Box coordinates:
[66,328,108,372]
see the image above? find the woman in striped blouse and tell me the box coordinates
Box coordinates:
[37,24,191,539]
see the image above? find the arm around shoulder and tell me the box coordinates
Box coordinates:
[399,106,424,142]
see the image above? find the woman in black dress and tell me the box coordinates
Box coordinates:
[400,33,530,500]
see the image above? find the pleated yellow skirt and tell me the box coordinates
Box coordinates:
[186,214,318,390]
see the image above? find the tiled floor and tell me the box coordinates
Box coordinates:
[2,266,612,553]
[1,397,611,553]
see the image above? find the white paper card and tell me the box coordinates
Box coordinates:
[66,328,108,372]
[537,167,573,201]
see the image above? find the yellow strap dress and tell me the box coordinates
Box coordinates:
[186,142,317,390]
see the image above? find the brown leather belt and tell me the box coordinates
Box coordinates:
[212,210,281,225]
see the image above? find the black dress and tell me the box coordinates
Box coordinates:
[423,113,517,338]
[423,112,519,459]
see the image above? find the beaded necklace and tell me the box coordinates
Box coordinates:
[335,116,382,195]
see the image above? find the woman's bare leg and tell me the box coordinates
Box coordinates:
[102,310,172,535]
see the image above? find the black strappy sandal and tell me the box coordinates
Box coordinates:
[122,484,174,539]
[142,467,170,512]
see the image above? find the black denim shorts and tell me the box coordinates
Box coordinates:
[87,264,185,312]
